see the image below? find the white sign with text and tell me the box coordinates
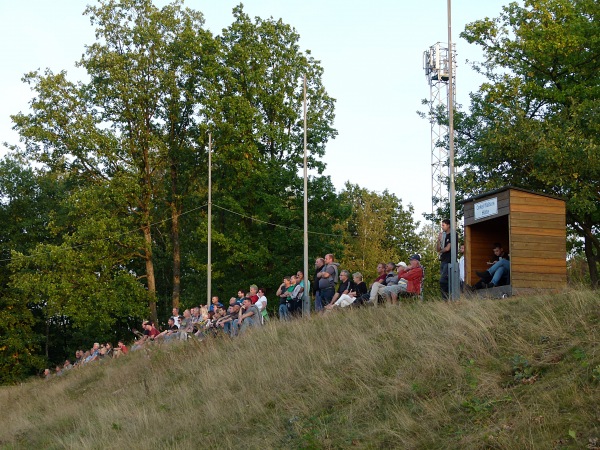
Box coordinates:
[474,197,498,220]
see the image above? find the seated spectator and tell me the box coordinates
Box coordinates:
[208,296,223,312]
[145,321,160,341]
[326,272,368,309]
[43,368,52,381]
[372,262,400,303]
[328,270,352,306]
[190,307,201,324]
[171,307,180,327]
[63,359,73,371]
[85,343,101,363]
[366,263,387,305]
[381,262,408,303]
[248,285,259,304]
[113,341,128,358]
[234,297,263,335]
[156,317,179,340]
[474,243,510,289]
[388,254,424,303]
[256,288,269,322]
[217,302,242,335]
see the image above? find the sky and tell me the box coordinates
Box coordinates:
[0,0,510,222]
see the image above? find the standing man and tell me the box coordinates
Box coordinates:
[437,219,458,299]
[313,258,325,311]
[316,254,339,309]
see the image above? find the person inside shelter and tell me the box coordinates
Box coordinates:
[474,242,510,289]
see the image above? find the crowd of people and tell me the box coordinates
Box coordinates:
[42,254,426,379]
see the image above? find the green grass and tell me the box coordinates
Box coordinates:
[0,289,599,449]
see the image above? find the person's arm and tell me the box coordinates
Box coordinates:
[436,232,443,252]
[276,283,285,296]
[239,308,255,323]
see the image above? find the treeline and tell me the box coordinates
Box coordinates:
[0,0,424,384]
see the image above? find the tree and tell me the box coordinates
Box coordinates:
[456,0,600,287]
[338,183,424,281]
[12,0,221,321]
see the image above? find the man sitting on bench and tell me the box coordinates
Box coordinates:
[475,243,510,289]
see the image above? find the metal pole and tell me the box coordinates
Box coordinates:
[447,0,460,300]
[302,75,310,317]
[207,132,212,306]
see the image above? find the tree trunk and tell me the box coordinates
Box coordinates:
[143,223,158,324]
[170,195,181,308]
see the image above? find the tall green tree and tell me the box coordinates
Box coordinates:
[13,0,221,321]
[338,183,423,280]
[456,0,600,287]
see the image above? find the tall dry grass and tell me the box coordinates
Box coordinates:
[0,289,598,449]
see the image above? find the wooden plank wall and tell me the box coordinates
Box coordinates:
[509,190,566,290]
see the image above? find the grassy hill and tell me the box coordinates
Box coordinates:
[0,290,599,449]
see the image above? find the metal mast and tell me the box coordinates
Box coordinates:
[423,42,456,219]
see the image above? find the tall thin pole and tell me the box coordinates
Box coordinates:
[302,75,310,317]
[207,132,212,306]
[447,0,460,300]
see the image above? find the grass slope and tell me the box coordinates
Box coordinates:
[0,290,599,449]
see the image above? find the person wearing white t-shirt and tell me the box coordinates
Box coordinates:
[256,288,268,322]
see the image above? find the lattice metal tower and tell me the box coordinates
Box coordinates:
[423,42,456,218]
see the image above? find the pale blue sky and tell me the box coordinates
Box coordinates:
[0,0,509,220]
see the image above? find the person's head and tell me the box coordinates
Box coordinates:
[183,309,191,318]
[493,243,504,257]
[386,262,396,273]
[352,272,363,283]
[315,257,325,269]
[232,303,241,313]
[211,296,219,305]
[118,341,125,348]
[376,263,385,274]
[441,219,451,232]
[339,270,350,281]
[409,254,421,268]
[283,276,291,287]
[43,368,51,376]
[396,262,408,273]
[172,307,179,316]
[324,254,335,264]
[242,297,252,309]
[460,244,465,254]
[65,359,71,365]
[168,317,175,327]
[249,285,258,295]
[93,342,100,350]
[237,290,246,299]
[290,275,297,285]
[296,271,304,281]
[258,287,266,297]
[229,297,237,306]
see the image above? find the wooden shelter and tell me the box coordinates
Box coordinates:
[462,187,567,295]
